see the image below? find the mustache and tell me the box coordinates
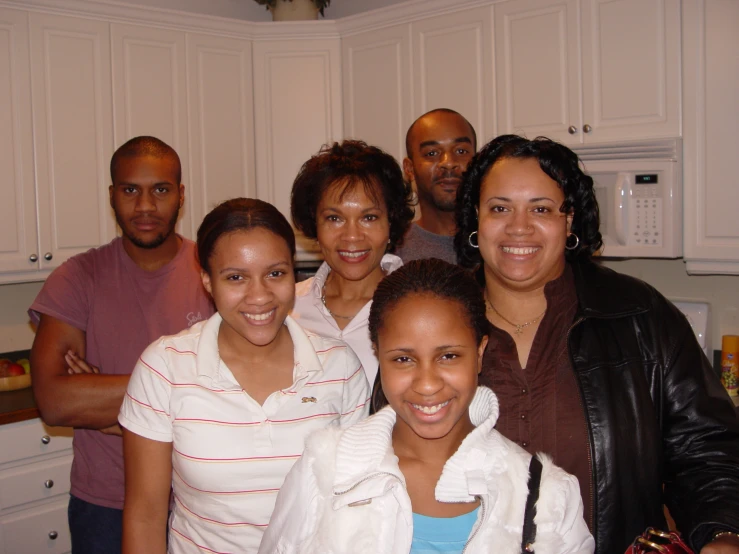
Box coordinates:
[434,169,463,183]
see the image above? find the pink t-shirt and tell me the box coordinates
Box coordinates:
[29,237,215,510]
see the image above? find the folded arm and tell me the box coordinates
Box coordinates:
[30,313,129,428]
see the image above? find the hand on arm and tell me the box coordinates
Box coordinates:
[30,314,130,428]
[122,429,171,554]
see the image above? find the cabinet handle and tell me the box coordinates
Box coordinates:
[48,531,58,540]
[583,124,592,133]
[44,252,53,261]
[41,435,51,445]
[44,479,54,489]
[29,254,38,262]
[568,125,578,135]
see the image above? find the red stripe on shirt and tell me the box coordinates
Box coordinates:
[306,365,363,386]
[174,447,301,463]
[173,467,280,496]
[125,392,169,416]
[314,345,347,355]
[175,495,268,528]
[164,347,197,356]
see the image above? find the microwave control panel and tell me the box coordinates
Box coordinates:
[629,174,662,247]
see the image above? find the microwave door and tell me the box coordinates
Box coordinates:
[588,159,681,259]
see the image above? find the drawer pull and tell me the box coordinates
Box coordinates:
[48,530,58,540]
[44,479,54,488]
[41,435,51,445]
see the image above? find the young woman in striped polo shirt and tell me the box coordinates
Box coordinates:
[118,198,370,554]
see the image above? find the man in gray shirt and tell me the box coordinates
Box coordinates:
[395,109,476,264]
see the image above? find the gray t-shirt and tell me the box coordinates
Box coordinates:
[395,223,458,264]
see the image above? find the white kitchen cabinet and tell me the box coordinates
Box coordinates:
[0,9,37,276]
[342,24,413,162]
[411,6,495,144]
[0,11,115,284]
[682,0,739,275]
[495,0,681,145]
[252,36,343,259]
[186,33,256,238]
[0,419,73,554]
[110,23,193,238]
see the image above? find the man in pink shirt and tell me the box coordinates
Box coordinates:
[29,136,214,554]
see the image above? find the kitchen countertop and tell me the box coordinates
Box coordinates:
[0,386,39,425]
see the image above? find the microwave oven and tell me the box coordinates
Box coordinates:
[575,139,682,258]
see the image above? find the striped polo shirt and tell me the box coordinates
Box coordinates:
[119,313,371,553]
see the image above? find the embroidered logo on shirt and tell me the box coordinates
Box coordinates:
[187,311,203,327]
[301,396,317,403]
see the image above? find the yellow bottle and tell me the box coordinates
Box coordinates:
[720,335,739,397]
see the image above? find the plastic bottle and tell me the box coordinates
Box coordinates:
[720,335,739,397]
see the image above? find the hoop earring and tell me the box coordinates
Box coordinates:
[565,232,580,250]
[468,231,479,249]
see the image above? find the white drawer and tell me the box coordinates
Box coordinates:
[0,419,72,465]
[0,498,70,554]
[0,456,72,511]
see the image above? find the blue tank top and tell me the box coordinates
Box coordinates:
[410,507,480,554]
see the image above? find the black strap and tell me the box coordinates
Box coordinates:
[521,455,543,554]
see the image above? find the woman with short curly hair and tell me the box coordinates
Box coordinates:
[291,139,414,386]
[453,134,739,554]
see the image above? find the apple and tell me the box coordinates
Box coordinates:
[16,358,31,374]
[0,358,26,378]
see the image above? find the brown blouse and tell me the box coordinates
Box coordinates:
[479,264,593,530]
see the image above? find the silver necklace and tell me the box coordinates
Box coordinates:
[321,283,355,320]
[486,299,546,336]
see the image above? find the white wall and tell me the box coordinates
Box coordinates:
[601,258,739,353]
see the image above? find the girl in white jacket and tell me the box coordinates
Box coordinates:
[259,259,594,554]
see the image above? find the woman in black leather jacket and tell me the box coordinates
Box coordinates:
[454,134,739,554]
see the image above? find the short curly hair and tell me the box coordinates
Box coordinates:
[454,135,603,267]
[290,140,415,252]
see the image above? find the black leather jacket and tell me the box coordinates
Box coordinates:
[569,261,739,553]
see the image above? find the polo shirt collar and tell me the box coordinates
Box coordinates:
[195,312,322,388]
[308,253,404,298]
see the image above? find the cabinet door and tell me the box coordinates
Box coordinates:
[0,9,37,274]
[252,38,342,259]
[110,24,192,238]
[342,24,412,162]
[186,33,256,238]
[411,6,494,143]
[29,13,115,269]
[682,0,739,274]
[0,498,70,554]
[495,0,582,144]
[581,0,681,142]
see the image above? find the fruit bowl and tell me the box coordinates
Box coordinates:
[0,372,32,392]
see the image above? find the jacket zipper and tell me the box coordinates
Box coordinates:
[566,316,595,537]
[460,495,487,554]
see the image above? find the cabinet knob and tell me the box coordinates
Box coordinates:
[583,124,592,133]
[48,531,58,540]
[568,125,578,135]
[29,254,38,262]
[44,479,54,489]
[41,435,51,445]
[44,252,53,261]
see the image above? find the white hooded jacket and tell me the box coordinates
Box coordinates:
[258,387,594,554]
